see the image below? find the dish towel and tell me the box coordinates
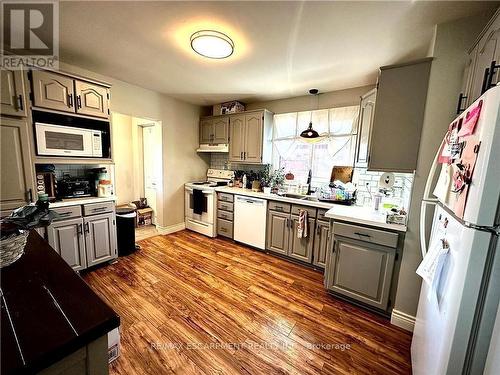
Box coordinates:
[193,189,204,215]
[297,209,308,238]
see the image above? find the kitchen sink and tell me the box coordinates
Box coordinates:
[280,193,319,202]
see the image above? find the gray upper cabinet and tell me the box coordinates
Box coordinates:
[213,117,229,144]
[229,110,272,164]
[464,11,500,106]
[75,81,109,118]
[313,220,330,268]
[199,116,229,145]
[47,217,86,271]
[0,117,34,212]
[229,114,245,161]
[288,216,315,263]
[354,89,376,167]
[369,58,432,172]
[326,236,396,311]
[32,70,75,113]
[84,212,116,267]
[200,118,213,144]
[1,68,27,117]
[266,210,290,255]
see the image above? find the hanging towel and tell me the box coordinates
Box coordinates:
[297,209,308,238]
[193,189,204,215]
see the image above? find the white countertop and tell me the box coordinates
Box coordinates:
[49,196,117,208]
[215,187,407,232]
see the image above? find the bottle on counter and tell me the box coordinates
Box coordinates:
[242,174,247,189]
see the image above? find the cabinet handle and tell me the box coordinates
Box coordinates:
[77,223,83,236]
[354,232,371,238]
[243,151,246,159]
[486,60,500,92]
[17,95,24,111]
[77,95,82,109]
[456,93,467,114]
[316,225,321,235]
[92,207,106,212]
[84,222,89,234]
[481,67,491,95]
[332,240,336,253]
[27,188,33,202]
[220,227,227,232]
[68,93,73,107]
[240,151,243,160]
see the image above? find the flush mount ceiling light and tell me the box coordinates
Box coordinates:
[190,30,234,59]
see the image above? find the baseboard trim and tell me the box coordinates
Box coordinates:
[391,309,415,332]
[157,223,185,235]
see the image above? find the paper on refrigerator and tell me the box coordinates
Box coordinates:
[417,238,450,298]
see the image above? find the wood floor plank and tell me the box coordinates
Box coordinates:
[82,230,412,375]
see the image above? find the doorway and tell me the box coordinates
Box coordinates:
[111,112,163,240]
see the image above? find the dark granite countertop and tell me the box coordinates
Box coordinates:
[1,231,120,374]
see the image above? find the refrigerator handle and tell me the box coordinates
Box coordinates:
[420,200,436,258]
[422,137,443,202]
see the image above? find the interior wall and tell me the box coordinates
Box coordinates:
[393,13,492,318]
[59,62,209,228]
[243,84,375,114]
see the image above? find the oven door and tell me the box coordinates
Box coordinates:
[35,122,95,157]
[185,187,214,225]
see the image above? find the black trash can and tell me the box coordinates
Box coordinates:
[116,207,137,256]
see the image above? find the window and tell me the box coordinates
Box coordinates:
[272,106,359,186]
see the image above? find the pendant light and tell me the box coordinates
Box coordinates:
[300,89,322,142]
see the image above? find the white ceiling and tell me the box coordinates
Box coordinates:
[59,1,498,105]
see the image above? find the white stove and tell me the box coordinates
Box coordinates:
[184,169,234,237]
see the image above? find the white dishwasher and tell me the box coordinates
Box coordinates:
[234,195,267,249]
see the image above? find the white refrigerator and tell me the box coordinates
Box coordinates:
[412,86,500,374]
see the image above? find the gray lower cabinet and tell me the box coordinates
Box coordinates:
[313,220,330,268]
[266,210,290,255]
[84,212,117,267]
[47,218,86,271]
[0,117,35,212]
[325,222,398,311]
[288,216,315,263]
[217,193,234,239]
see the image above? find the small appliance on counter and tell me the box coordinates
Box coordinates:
[97,180,114,197]
[56,176,92,199]
[35,165,57,202]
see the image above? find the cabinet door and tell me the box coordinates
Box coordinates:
[369,59,431,172]
[266,211,290,255]
[470,15,500,102]
[229,114,245,162]
[326,237,395,310]
[0,117,34,211]
[313,221,330,268]
[213,116,229,144]
[32,70,75,112]
[200,118,213,144]
[75,80,109,118]
[47,218,86,271]
[244,112,263,163]
[288,216,315,263]
[355,89,376,167]
[84,212,116,267]
[1,68,27,116]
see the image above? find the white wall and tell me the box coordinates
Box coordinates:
[59,62,209,228]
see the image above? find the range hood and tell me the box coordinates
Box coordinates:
[196,143,229,153]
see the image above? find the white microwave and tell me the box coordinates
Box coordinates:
[35,123,103,157]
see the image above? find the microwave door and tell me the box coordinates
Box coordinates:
[36,123,94,157]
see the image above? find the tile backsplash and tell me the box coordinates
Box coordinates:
[209,154,414,209]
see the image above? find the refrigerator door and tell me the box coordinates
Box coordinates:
[412,205,493,375]
[432,86,500,226]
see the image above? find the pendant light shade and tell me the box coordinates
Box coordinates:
[300,89,323,142]
[300,121,320,139]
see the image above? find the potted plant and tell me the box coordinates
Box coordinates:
[260,164,273,194]
[0,195,59,268]
[270,167,286,193]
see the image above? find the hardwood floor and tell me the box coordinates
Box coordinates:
[83,230,412,375]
